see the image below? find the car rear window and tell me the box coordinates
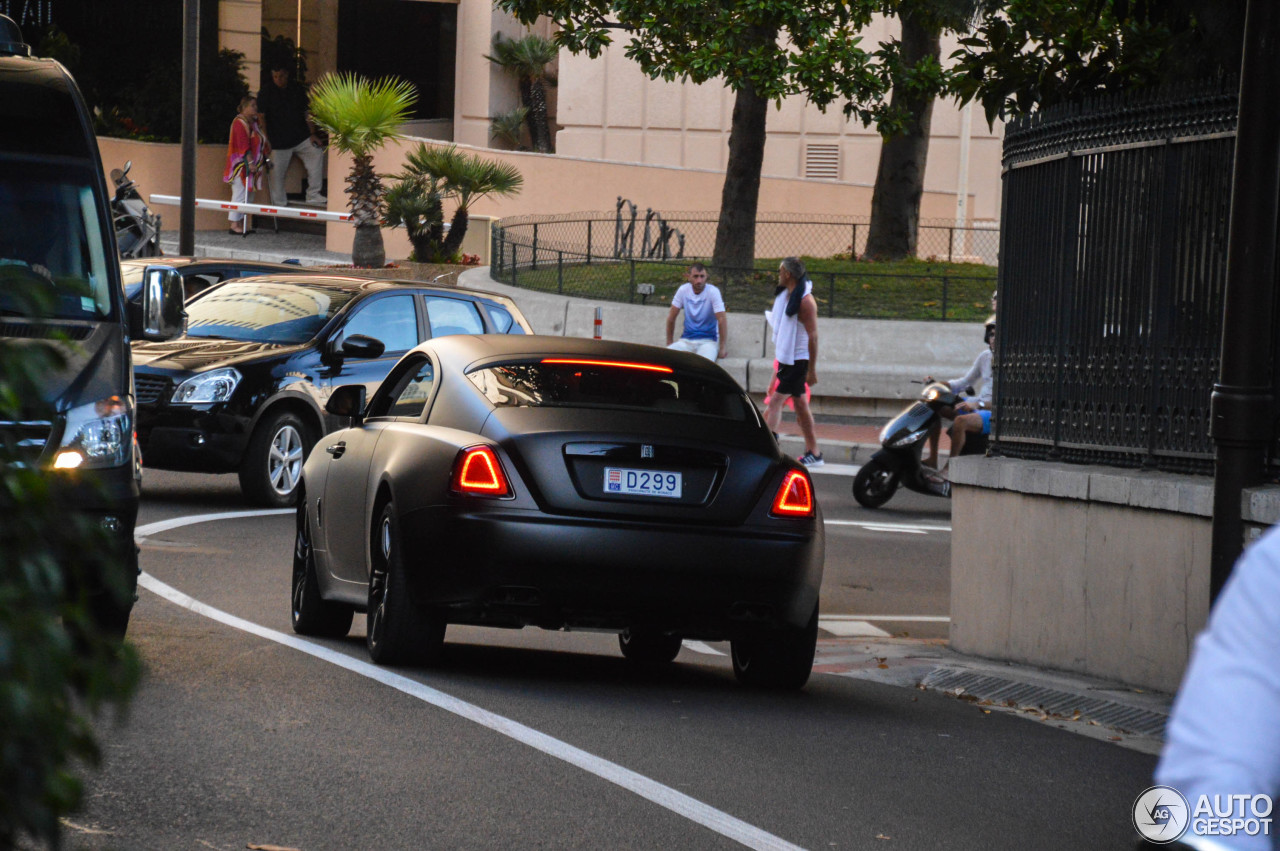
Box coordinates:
[466,359,751,421]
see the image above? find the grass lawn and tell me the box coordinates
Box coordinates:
[499,255,997,322]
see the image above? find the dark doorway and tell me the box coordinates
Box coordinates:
[337,0,456,121]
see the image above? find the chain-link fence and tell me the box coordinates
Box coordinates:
[491,209,999,321]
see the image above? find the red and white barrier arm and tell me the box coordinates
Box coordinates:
[149,195,353,223]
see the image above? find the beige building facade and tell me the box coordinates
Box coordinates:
[214,0,1003,237]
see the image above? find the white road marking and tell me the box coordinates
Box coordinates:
[819,620,892,638]
[823,519,951,533]
[821,615,951,623]
[682,640,726,656]
[135,513,804,851]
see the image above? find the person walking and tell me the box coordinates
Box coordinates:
[764,256,822,467]
[223,95,270,235]
[258,62,327,207]
[665,263,727,361]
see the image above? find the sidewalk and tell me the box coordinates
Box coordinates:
[158,228,1174,751]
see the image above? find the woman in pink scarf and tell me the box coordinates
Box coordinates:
[223,95,270,235]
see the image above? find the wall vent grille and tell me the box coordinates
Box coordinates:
[804,144,840,180]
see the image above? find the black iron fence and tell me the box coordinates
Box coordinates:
[993,79,1241,475]
[491,209,999,321]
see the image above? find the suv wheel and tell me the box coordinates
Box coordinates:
[240,411,312,507]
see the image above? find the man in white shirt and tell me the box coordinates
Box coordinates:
[665,264,727,361]
[1155,524,1280,851]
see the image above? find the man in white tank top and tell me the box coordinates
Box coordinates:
[764,256,822,466]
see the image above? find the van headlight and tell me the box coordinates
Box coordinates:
[172,367,241,404]
[53,395,132,469]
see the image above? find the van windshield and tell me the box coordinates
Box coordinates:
[0,160,113,320]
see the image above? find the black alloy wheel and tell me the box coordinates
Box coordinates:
[852,459,900,509]
[366,501,445,666]
[618,629,683,664]
[730,604,819,690]
[240,411,313,507]
[291,492,354,637]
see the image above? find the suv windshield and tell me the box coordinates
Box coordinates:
[0,159,113,320]
[467,360,752,421]
[184,280,356,344]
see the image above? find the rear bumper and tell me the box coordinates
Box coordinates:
[400,505,824,639]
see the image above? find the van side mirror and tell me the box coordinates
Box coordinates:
[133,266,184,341]
[325,384,366,424]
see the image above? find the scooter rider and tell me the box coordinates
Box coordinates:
[923,320,995,469]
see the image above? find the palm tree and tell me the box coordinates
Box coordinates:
[402,144,524,259]
[308,72,417,268]
[485,33,557,153]
[489,105,530,151]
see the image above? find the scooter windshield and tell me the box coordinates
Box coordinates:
[0,159,113,321]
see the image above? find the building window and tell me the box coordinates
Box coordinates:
[804,144,840,181]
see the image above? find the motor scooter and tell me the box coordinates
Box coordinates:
[851,381,988,508]
[110,160,162,258]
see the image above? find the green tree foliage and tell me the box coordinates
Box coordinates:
[494,0,888,275]
[309,73,418,268]
[950,0,1244,125]
[486,34,558,153]
[386,144,523,261]
[0,279,141,848]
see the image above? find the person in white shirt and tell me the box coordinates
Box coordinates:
[665,263,727,360]
[1155,523,1280,851]
[942,322,994,463]
[763,256,822,467]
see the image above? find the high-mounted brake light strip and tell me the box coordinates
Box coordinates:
[540,358,673,374]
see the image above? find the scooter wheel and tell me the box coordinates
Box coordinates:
[853,459,899,509]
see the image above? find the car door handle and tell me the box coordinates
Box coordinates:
[325,441,346,458]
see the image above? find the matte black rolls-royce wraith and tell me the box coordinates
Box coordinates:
[292,335,825,689]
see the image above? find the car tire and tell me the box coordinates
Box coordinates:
[730,604,819,690]
[85,544,138,640]
[366,501,445,666]
[240,411,312,507]
[618,629,683,664]
[852,459,899,509]
[291,493,354,638]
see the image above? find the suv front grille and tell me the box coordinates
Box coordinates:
[135,374,170,405]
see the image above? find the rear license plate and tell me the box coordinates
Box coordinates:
[604,467,682,498]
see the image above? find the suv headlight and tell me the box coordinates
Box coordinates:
[172,367,241,404]
[53,395,132,470]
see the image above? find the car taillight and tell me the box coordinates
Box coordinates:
[771,470,814,517]
[451,445,511,497]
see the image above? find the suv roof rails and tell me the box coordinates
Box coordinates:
[0,14,31,57]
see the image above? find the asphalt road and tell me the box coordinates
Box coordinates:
[64,468,1156,850]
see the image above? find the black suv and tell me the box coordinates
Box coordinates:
[131,273,532,506]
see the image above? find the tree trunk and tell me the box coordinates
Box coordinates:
[441,206,469,259]
[863,13,940,261]
[347,153,386,268]
[711,81,769,281]
[525,79,553,153]
[352,224,385,269]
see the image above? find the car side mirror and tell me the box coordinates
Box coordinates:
[341,334,385,360]
[132,265,184,341]
[325,384,367,424]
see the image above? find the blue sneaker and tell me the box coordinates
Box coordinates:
[798,451,824,468]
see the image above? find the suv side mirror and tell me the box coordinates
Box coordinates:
[341,334,385,360]
[133,265,185,341]
[325,384,367,424]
